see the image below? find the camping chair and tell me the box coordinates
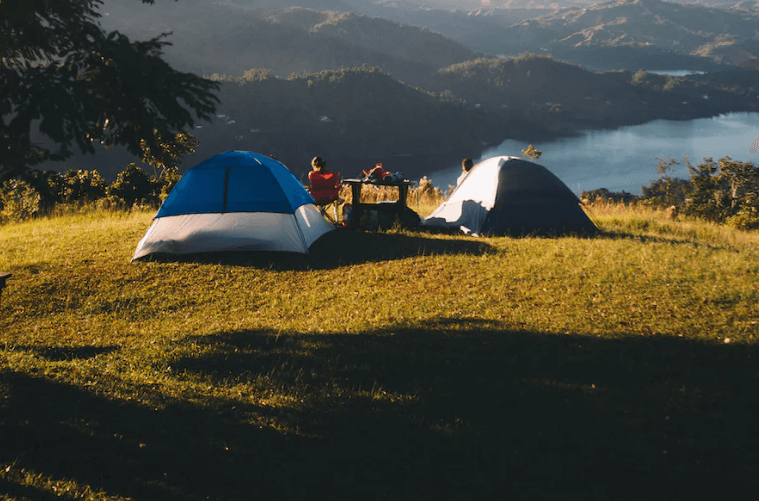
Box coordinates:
[308,170,342,224]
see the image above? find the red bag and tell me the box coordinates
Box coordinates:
[363,164,387,181]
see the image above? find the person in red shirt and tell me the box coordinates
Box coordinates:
[308,156,341,221]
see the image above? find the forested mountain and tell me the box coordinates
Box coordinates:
[99,1,478,84]
[500,0,759,69]
[369,0,759,70]
[99,0,759,74]
[42,66,506,182]
[45,58,758,182]
[433,56,756,132]
[32,0,759,181]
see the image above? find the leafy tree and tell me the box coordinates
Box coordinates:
[685,156,759,225]
[0,0,219,181]
[640,157,691,208]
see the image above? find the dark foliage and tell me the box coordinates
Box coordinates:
[684,156,759,228]
[581,188,640,205]
[107,163,161,207]
[0,0,219,181]
[584,156,759,230]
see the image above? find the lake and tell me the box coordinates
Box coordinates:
[422,112,759,195]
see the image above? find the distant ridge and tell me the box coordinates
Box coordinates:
[500,0,759,69]
[99,0,479,83]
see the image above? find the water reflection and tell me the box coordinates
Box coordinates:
[424,112,759,195]
[649,70,706,77]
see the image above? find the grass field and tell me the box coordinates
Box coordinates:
[1,201,759,500]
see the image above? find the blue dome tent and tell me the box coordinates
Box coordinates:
[132,151,334,260]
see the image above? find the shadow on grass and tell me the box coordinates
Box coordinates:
[10,345,119,362]
[596,229,729,249]
[138,229,494,270]
[3,319,759,500]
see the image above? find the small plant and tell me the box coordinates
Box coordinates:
[522,144,542,162]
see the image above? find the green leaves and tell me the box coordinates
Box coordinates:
[685,156,759,225]
[0,0,218,181]
[521,144,542,162]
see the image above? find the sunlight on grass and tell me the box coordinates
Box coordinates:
[2,204,759,499]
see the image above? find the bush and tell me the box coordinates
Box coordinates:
[156,166,181,201]
[640,158,691,208]
[684,157,759,224]
[0,179,42,223]
[581,187,639,205]
[23,169,65,209]
[59,169,108,204]
[726,207,759,230]
[107,163,161,207]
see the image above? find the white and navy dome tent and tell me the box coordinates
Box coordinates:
[131,151,335,261]
[423,156,597,236]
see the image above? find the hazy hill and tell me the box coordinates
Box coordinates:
[266,8,478,72]
[38,57,758,182]
[38,67,510,182]
[30,0,759,181]
[97,0,759,75]
[500,0,759,69]
[358,3,549,52]
[198,67,501,181]
[99,1,479,83]
[376,0,758,8]
[431,55,756,133]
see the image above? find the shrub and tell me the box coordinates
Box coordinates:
[156,166,181,201]
[23,169,65,209]
[59,169,108,204]
[726,207,759,230]
[640,158,691,208]
[581,188,639,205]
[0,179,42,223]
[684,157,759,224]
[107,163,161,207]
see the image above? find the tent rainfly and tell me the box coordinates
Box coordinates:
[131,151,334,260]
[422,156,597,236]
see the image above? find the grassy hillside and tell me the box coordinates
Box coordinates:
[2,203,759,499]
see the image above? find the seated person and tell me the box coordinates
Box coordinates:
[308,156,340,202]
[308,157,341,221]
[456,158,474,187]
